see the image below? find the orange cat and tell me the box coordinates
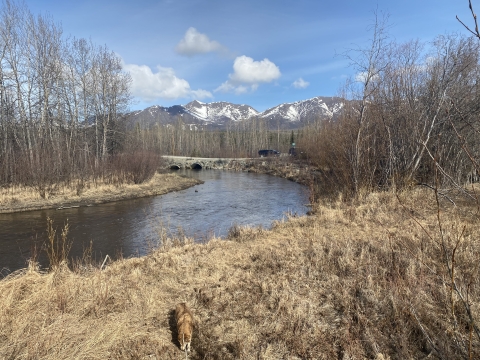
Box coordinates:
[175,302,193,352]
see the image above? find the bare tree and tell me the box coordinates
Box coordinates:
[90,45,131,164]
[0,0,136,193]
[340,11,392,194]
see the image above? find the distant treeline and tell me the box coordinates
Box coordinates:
[129,117,298,158]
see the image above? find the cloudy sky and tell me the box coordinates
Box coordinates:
[22,0,475,111]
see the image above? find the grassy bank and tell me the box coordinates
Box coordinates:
[0,172,202,214]
[1,188,479,359]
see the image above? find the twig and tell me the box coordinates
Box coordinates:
[421,142,475,200]
[394,192,447,285]
[451,276,480,341]
[409,306,441,357]
[447,110,480,174]
[100,254,110,270]
[417,183,456,205]
[395,193,435,243]
[432,164,480,343]
[456,0,480,39]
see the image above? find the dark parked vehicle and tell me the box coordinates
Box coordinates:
[258,149,280,157]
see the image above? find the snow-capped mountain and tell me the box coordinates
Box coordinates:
[126,96,344,130]
[184,100,259,122]
[259,96,344,125]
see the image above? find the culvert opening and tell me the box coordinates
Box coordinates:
[190,163,203,170]
[170,165,181,170]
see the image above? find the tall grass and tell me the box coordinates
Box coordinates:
[44,217,72,270]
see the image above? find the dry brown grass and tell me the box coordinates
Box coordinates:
[1,188,480,359]
[0,173,202,214]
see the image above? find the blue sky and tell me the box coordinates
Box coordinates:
[22,0,476,112]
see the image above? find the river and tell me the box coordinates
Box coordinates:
[0,169,309,274]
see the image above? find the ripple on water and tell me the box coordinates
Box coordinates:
[0,169,309,273]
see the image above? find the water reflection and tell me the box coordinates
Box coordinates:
[0,169,309,273]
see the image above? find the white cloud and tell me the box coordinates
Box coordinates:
[355,69,380,84]
[355,71,369,83]
[175,27,223,56]
[191,89,214,99]
[215,55,280,94]
[123,62,212,101]
[215,82,254,95]
[292,78,309,89]
[230,56,281,83]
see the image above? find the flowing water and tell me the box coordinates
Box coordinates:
[0,169,309,274]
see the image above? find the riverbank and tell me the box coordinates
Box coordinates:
[0,172,203,214]
[1,188,478,359]
[244,157,313,184]
[0,158,307,214]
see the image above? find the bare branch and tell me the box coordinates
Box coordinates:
[417,182,456,205]
[457,0,480,39]
[421,141,476,200]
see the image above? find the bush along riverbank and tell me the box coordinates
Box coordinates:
[1,188,479,359]
[225,156,314,185]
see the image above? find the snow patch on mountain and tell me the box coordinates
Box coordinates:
[126,96,345,130]
[259,96,342,122]
[183,100,259,122]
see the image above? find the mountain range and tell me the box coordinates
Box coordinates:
[126,96,345,130]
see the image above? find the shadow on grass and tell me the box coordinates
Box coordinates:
[168,308,179,349]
